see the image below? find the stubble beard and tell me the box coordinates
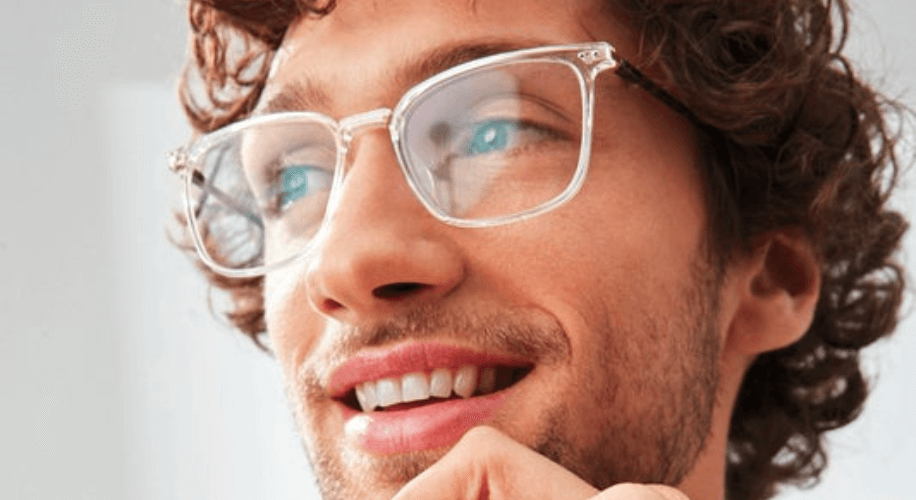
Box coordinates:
[291,257,722,499]
[532,257,721,488]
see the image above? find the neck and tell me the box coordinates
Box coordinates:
[677,352,753,500]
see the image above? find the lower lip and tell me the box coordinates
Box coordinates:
[341,390,511,454]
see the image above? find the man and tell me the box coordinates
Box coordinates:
[169,0,909,499]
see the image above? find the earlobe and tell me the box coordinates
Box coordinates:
[724,230,821,356]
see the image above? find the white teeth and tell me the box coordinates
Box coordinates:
[429,368,453,398]
[353,365,513,412]
[401,372,430,403]
[454,365,479,399]
[355,382,378,412]
[478,366,496,395]
[375,377,402,407]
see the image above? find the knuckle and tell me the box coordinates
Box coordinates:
[456,426,507,452]
[598,483,690,500]
[451,427,513,484]
[646,485,691,500]
[602,483,646,497]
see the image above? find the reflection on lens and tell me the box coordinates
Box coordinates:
[401,60,583,221]
[189,115,338,272]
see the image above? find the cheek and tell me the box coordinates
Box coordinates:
[464,121,707,352]
[264,262,322,378]
[482,166,705,307]
[574,127,706,292]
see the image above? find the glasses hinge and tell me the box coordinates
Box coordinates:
[577,49,602,64]
[168,147,189,175]
[578,46,617,75]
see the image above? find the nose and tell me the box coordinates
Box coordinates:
[305,131,465,324]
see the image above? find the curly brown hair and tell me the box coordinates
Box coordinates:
[173,1,910,499]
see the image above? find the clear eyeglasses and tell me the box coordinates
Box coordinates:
[169,41,700,278]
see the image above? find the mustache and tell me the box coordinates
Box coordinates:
[297,303,572,391]
[344,302,568,363]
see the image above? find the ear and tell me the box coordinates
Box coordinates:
[722,230,821,356]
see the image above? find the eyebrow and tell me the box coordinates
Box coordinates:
[259,39,545,115]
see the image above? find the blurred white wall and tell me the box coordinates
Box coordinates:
[1,0,913,499]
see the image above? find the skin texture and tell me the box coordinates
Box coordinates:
[257,0,822,499]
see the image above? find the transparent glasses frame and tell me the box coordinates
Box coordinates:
[169,41,701,278]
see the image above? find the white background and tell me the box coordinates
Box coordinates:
[1,1,913,498]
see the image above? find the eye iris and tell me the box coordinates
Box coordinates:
[467,121,514,155]
[281,166,312,206]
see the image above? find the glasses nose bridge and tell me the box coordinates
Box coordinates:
[338,108,394,149]
[328,106,413,216]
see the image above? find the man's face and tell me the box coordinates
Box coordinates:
[260,0,723,498]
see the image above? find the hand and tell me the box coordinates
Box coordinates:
[390,426,690,500]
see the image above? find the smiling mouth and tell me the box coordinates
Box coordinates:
[338,364,532,412]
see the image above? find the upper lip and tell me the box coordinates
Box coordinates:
[328,342,532,399]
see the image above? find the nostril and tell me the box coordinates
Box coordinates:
[372,282,429,300]
[321,298,344,313]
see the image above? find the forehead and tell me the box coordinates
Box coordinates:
[260,0,632,114]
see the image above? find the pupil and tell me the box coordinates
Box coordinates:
[285,169,306,190]
[470,121,510,155]
[281,167,311,206]
[484,127,498,144]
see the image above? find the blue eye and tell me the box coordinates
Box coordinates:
[280,165,330,208]
[465,120,519,156]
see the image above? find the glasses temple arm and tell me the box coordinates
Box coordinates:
[188,170,265,229]
[614,59,719,138]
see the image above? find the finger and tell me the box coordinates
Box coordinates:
[391,426,600,500]
[594,483,691,500]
